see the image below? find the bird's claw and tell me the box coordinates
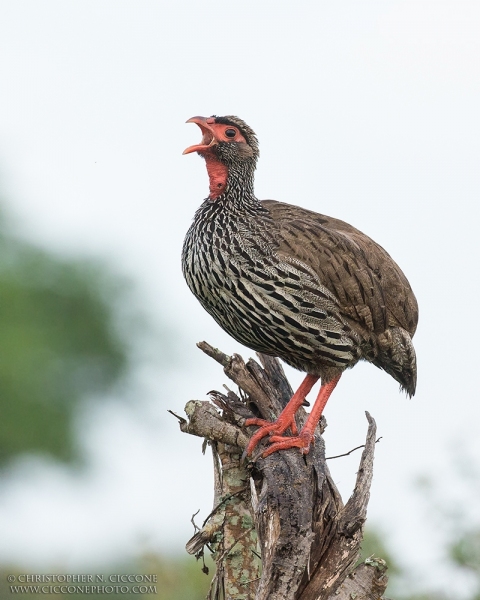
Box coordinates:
[245,417,298,434]
[265,431,314,456]
[244,415,300,457]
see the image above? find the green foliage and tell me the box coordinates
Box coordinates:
[0,224,130,465]
[450,530,480,575]
[142,553,214,600]
[0,555,214,600]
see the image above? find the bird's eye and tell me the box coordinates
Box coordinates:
[225,128,237,138]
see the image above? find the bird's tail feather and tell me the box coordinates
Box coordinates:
[373,327,417,397]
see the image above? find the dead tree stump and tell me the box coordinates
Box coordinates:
[172,342,388,600]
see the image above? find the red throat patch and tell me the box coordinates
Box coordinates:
[203,153,228,199]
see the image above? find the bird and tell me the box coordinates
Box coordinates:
[182,115,418,458]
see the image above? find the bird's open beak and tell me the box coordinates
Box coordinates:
[183,116,218,155]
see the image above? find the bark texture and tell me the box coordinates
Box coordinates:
[174,342,388,600]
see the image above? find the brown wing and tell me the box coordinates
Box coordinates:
[262,200,418,337]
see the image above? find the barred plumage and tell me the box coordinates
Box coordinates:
[182,115,418,457]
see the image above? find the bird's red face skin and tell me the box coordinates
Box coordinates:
[183,116,247,200]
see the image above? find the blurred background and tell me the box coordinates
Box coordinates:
[0,1,479,598]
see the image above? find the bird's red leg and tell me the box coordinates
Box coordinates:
[264,374,341,457]
[244,373,319,456]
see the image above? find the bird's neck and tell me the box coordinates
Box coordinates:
[204,154,229,199]
[204,154,256,203]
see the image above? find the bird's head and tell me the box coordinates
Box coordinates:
[183,115,259,199]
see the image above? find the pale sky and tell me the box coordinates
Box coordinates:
[0,1,479,595]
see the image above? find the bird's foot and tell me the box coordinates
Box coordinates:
[244,415,298,457]
[243,373,325,459]
[265,430,314,457]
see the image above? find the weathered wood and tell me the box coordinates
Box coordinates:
[327,559,389,600]
[176,343,388,599]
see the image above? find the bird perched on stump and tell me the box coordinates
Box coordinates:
[182,115,418,458]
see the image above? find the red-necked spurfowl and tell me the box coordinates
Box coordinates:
[182,115,418,458]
